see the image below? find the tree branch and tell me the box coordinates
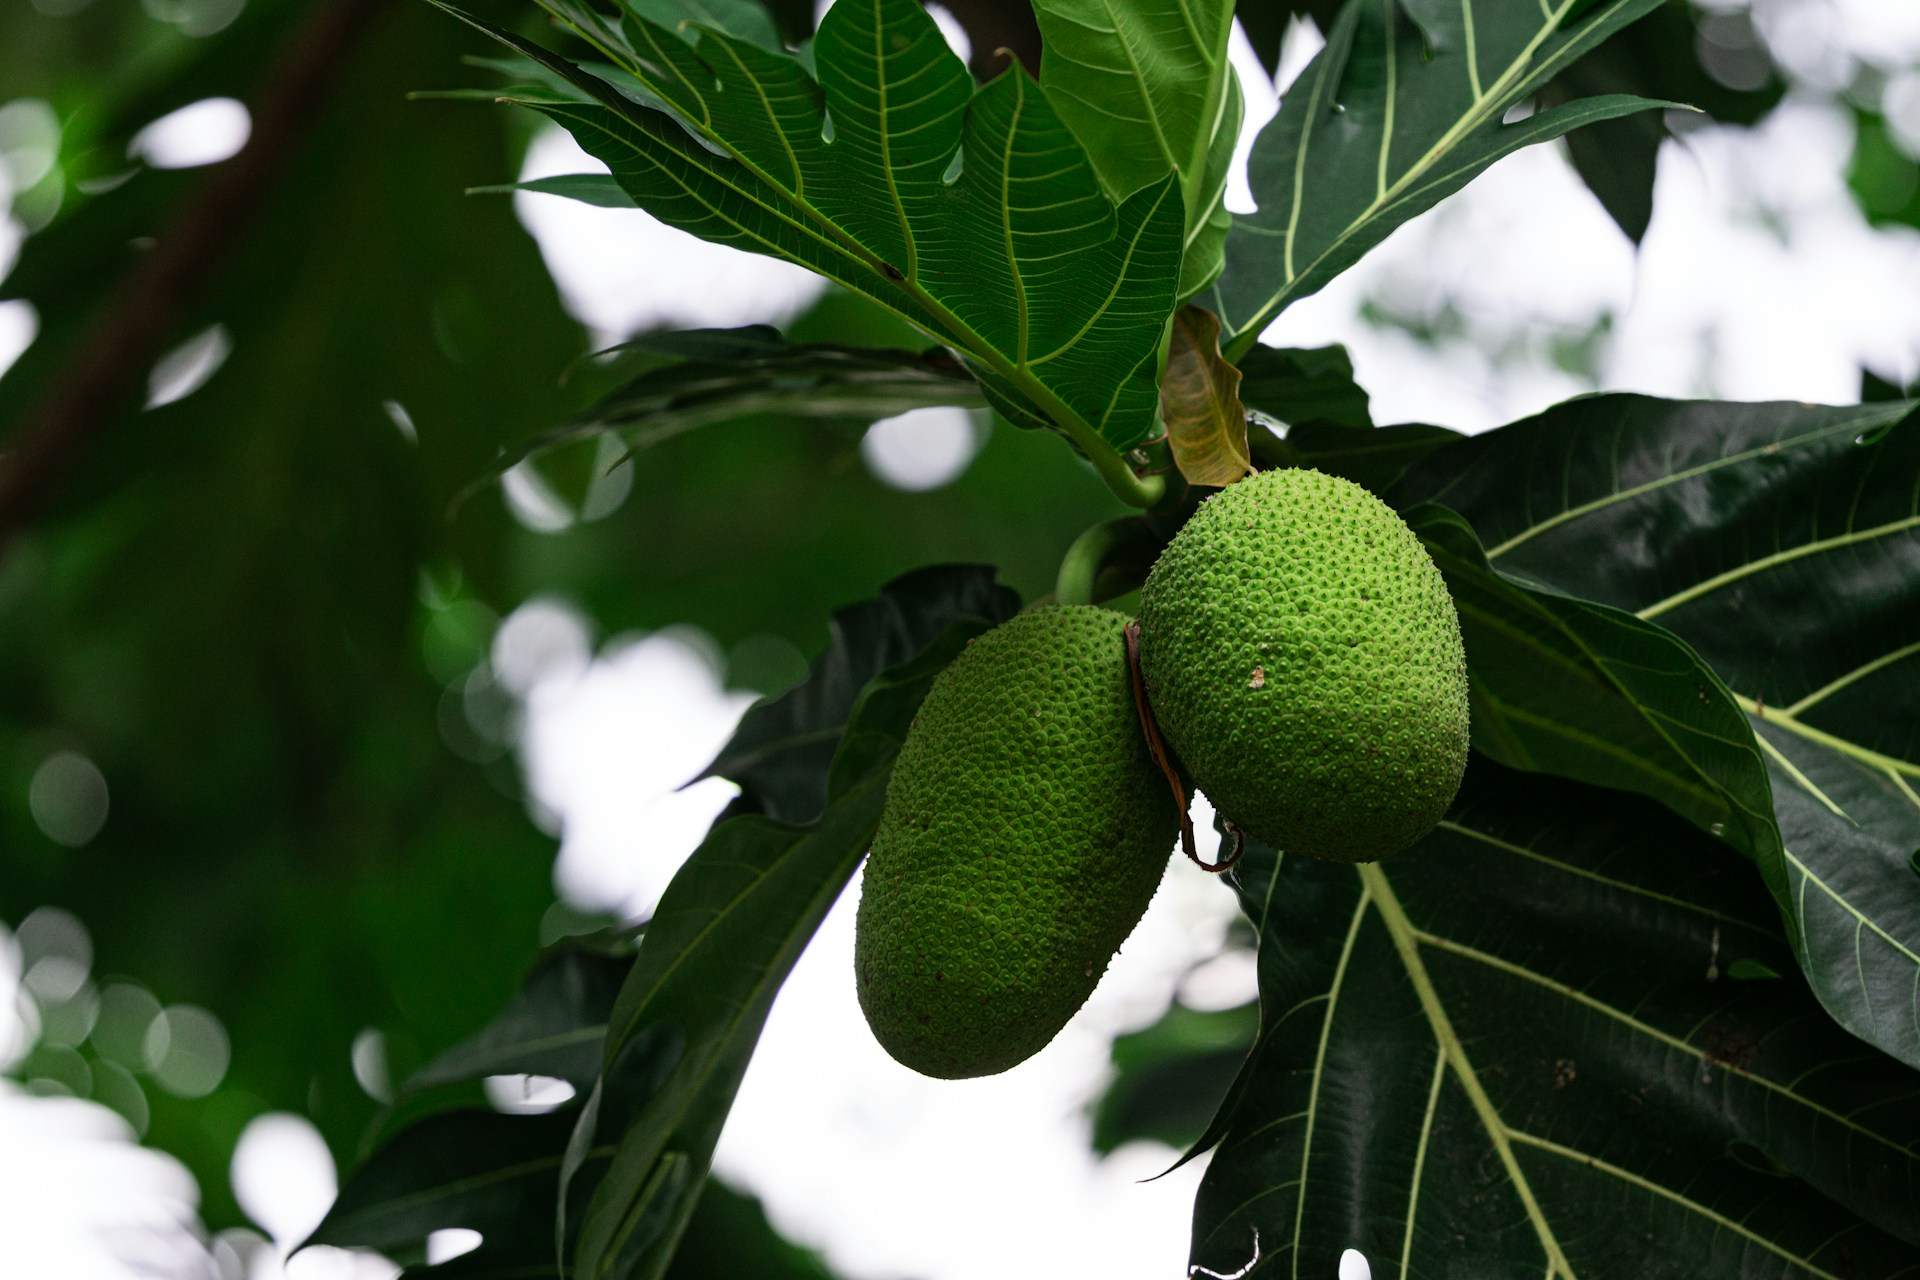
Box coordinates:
[0,0,396,558]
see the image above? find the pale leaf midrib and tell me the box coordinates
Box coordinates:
[1506,1131,1844,1280]
[1484,411,1898,560]
[1638,514,1920,623]
[1413,928,1914,1161]
[1358,863,1575,1278]
[1738,693,1920,779]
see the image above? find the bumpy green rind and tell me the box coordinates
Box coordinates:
[855,606,1179,1079]
[1139,468,1468,862]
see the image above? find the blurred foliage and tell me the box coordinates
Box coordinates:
[1089,999,1256,1156]
[0,0,1119,1245]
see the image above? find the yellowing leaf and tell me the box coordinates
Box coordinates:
[1160,306,1251,488]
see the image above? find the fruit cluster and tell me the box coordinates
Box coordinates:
[855,469,1470,1078]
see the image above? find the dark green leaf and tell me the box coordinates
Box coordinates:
[700,564,1019,823]
[441,0,1185,473]
[484,328,986,483]
[313,1111,836,1278]
[1385,395,1920,1068]
[568,573,1019,1279]
[1269,420,1462,496]
[480,173,640,208]
[1188,760,1920,1279]
[1236,343,1374,430]
[1214,0,1672,355]
[1545,3,1781,244]
[1236,0,1347,74]
[1403,502,1786,923]
[309,1110,591,1267]
[406,935,636,1094]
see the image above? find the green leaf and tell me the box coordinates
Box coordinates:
[1384,395,1920,1068]
[1090,1000,1257,1155]
[1543,3,1780,244]
[309,1110,591,1270]
[1031,0,1240,297]
[405,933,637,1095]
[1213,0,1673,356]
[1188,761,1920,1279]
[1403,502,1787,929]
[313,1112,837,1279]
[480,173,639,208]
[699,564,1020,823]
[567,571,1020,1279]
[479,327,986,483]
[438,0,1184,499]
[1237,343,1375,430]
[1159,306,1251,487]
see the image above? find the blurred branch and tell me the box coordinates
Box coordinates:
[0,0,395,558]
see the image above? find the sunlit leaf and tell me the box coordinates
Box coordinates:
[438,0,1184,481]
[1032,0,1241,297]
[1214,0,1672,357]
[1159,306,1251,487]
[1188,761,1920,1279]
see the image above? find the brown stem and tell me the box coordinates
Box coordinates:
[0,0,395,560]
[1124,620,1243,874]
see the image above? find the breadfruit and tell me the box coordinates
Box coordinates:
[855,605,1178,1079]
[1138,468,1467,862]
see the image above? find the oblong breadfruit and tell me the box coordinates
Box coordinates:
[854,605,1178,1079]
[1139,468,1468,863]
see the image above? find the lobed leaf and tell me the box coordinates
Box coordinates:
[1387,395,1920,1068]
[1214,0,1672,356]
[439,0,1185,474]
[1189,761,1920,1279]
[1031,0,1241,297]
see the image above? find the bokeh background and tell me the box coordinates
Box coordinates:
[2,0,1917,1276]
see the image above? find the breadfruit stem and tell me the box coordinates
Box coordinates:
[1123,620,1244,875]
[1054,518,1159,606]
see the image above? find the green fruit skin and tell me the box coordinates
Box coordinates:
[855,606,1178,1079]
[1139,468,1468,863]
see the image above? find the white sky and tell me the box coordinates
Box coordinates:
[5,2,1920,1278]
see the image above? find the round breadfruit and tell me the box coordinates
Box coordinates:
[1138,468,1467,862]
[854,605,1178,1079]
